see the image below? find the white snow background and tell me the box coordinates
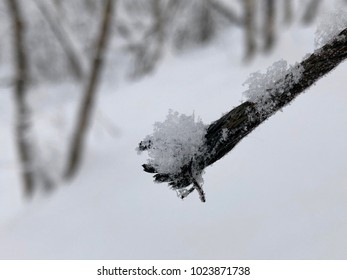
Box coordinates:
[1,12,347,259]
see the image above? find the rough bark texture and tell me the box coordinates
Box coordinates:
[140,27,347,196]
[64,0,115,179]
[205,27,347,167]
[7,0,35,197]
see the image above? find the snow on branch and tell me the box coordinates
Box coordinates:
[138,27,347,202]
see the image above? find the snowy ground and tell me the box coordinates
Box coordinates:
[1,24,347,259]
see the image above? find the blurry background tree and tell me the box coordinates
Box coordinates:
[1,0,346,198]
[6,0,35,197]
[64,0,115,179]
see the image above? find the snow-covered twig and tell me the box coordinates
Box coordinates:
[204,27,347,167]
[139,27,347,202]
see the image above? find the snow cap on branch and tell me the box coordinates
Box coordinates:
[243,59,304,116]
[137,110,207,176]
[315,9,347,49]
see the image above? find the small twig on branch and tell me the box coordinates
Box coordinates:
[139,27,347,202]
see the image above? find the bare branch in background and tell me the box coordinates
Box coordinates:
[263,0,276,52]
[302,0,322,25]
[129,0,166,77]
[244,0,256,60]
[33,0,87,81]
[64,0,115,180]
[196,0,216,43]
[53,0,61,7]
[6,0,35,197]
[283,0,293,25]
[207,0,242,26]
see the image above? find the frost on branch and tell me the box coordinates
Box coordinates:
[137,110,208,202]
[139,27,347,204]
[243,60,304,118]
[315,10,347,50]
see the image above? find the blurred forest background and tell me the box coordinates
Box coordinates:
[1,0,346,198]
[2,0,347,260]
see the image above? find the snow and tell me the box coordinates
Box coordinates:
[243,59,304,116]
[315,9,347,49]
[1,23,347,259]
[138,110,206,177]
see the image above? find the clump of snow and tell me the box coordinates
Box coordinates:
[243,59,304,116]
[221,128,229,141]
[138,110,207,175]
[315,10,347,49]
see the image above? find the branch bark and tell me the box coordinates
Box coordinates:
[140,27,347,197]
[64,0,115,179]
[205,28,347,167]
[7,0,35,197]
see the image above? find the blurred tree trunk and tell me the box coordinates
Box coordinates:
[263,0,276,53]
[244,0,256,60]
[197,0,215,43]
[302,0,322,25]
[53,0,62,9]
[64,0,115,180]
[7,0,35,197]
[149,0,165,68]
[283,0,293,25]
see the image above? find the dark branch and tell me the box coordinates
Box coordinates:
[204,27,347,167]
[139,27,347,200]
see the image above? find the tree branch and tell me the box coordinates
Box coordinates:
[205,27,347,167]
[139,27,347,201]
